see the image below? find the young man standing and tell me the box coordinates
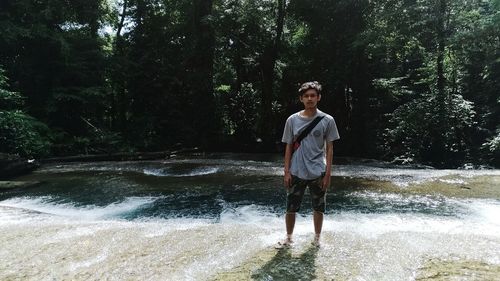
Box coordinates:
[279,81,340,247]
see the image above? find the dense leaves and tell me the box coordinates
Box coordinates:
[0,0,498,167]
[0,68,50,157]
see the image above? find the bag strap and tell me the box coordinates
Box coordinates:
[295,115,325,144]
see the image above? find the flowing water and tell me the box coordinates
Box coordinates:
[1,153,500,281]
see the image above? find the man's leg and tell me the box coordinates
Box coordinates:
[279,176,306,246]
[310,177,326,246]
[277,212,295,247]
[313,210,323,238]
[286,212,296,241]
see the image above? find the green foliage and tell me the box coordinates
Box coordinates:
[484,130,500,153]
[365,0,499,166]
[0,110,51,157]
[482,128,500,166]
[216,82,259,143]
[385,92,476,165]
[0,0,498,166]
[50,127,127,156]
[0,67,51,157]
[0,68,23,109]
[0,0,109,149]
[372,77,413,99]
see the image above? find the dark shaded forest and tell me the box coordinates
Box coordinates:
[1,0,499,168]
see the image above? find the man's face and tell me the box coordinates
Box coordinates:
[300,89,321,109]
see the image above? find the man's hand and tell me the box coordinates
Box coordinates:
[284,172,292,189]
[321,174,330,191]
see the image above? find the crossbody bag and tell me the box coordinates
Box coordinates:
[292,115,325,153]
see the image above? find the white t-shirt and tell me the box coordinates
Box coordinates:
[281,109,340,180]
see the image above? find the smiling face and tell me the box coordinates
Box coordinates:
[300,89,321,110]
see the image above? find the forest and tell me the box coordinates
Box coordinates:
[0,0,499,168]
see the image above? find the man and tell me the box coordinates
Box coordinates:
[279,81,340,247]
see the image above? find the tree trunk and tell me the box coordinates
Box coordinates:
[116,0,128,46]
[436,0,446,108]
[234,36,243,93]
[432,0,447,166]
[111,0,129,133]
[191,0,216,145]
[259,0,286,149]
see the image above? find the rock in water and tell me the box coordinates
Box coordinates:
[0,180,42,190]
[0,153,39,180]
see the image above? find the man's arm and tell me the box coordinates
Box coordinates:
[284,143,293,188]
[322,141,333,190]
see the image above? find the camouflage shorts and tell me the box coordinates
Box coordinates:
[286,174,326,213]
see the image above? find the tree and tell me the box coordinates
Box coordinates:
[258,0,287,148]
[213,0,289,148]
[285,0,371,156]
[364,0,495,166]
[0,0,112,155]
[187,0,217,145]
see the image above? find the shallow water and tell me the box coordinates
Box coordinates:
[1,153,499,280]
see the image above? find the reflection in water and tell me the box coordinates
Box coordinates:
[251,246,319,281]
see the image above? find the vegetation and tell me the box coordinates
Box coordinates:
[0,0,498,167]
[0,68,50,157]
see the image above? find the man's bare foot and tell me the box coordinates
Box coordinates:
[275,237,293,249]
[311,235,320,247]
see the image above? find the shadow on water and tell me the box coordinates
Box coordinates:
[251,246,319,281]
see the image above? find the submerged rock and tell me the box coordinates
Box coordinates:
[0,181,42,190]
[336,156,434,169]
[416,258,500,280]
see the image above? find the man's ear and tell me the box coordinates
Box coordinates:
[318,94,321,101]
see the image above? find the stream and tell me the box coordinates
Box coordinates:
[1,153,499,280]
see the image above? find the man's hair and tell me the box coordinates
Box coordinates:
[298,81,322,95]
